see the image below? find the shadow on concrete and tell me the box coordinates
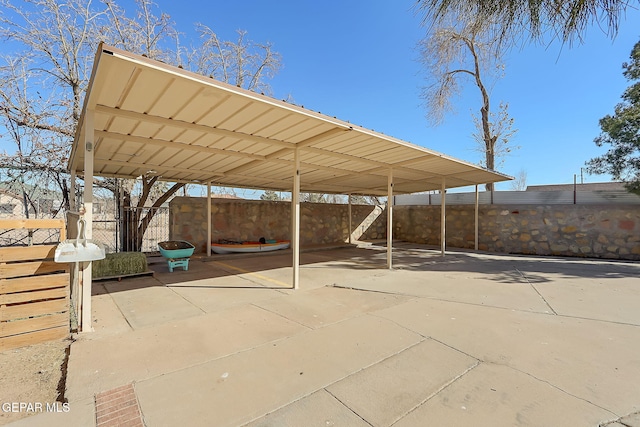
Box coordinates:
[94,242,640,294]
[92,274,166,296]
[150,247,376,286]
[382,243,640,283]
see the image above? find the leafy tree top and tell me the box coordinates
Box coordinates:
[586,38,640,195]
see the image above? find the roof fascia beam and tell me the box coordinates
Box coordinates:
[94,172,214,184]
[295,127,350,148]
[445,169,507,184]
[95,130,267,161]
[99,158,225,179]
[221,128,351,176]
[301,146,388,168]
[389,154,438,167]
[214,174,293,187]
[362,164,446,179]
[95,104,295,149]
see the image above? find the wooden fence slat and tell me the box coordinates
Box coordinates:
[0,219,70,350]
[0,312,69,338]
[0,326,68,352]
[0,273,70,294]
[1,287,69,305]
[0,261,69,279]
[0,219,65,230]
[1,298,68,322]
[0,245,57,263]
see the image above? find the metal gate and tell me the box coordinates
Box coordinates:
[91,206,169,253]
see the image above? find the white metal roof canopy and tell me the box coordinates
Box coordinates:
[70,44,511,196]
[69,44,511,332]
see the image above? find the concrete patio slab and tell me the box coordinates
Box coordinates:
[333,267,554,314]
[392,362,615,427]
[202,248,391,291]
[134,315,422,427]
[375,296,640,416]
[170,285,285,313]
[206,261,295,289]
[66,304,307,402]
[254,286,412,329]
[534,277,640,325]
[89,283,132,337]
[103,277,204,329]
[151,259,236,284]
[11,246,640,427]
[244,390,370,427]
[326,339,478,426]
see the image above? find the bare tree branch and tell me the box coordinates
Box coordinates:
[419,20,517,189]
[0,0,282,250]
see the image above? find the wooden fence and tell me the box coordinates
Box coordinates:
[0,219,70,351]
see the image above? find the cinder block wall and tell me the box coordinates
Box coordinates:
[169,197,387,253]
[394,204,640,260]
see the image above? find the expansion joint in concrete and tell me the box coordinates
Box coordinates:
[426,336,482,363]
[515,268,558,315]
[249,302,314,331]
[166,285,207,315]
[388,361,482,426]
[600,411,640,427]
[555,313,640,328]
[494,362,619,419]
[323,388,376,427]
[330,283,409,297]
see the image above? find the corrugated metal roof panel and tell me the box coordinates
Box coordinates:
[70,44,512,195]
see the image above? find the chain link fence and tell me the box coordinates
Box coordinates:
[91,206,170,254]
[0,227,62,247]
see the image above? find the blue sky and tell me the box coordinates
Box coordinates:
[3,0,637,194]
[157,0,640,191]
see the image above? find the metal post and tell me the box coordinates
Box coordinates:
[348,193,352,244]
[475,184,479,251]
[441,178,446,257]
[292,148,300,289]
[207,181,212,257]
[387,169,393,269]
[81,109,94,332]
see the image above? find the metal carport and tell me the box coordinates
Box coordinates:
[69,43,511,331]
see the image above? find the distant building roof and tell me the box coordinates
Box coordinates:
[0,189,22,200]
[211,194,243,200]
[526,182,626,192]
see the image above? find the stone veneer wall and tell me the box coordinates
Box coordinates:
[169,198,640,260]
[394,204,640,261]
[169,197,387,253]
